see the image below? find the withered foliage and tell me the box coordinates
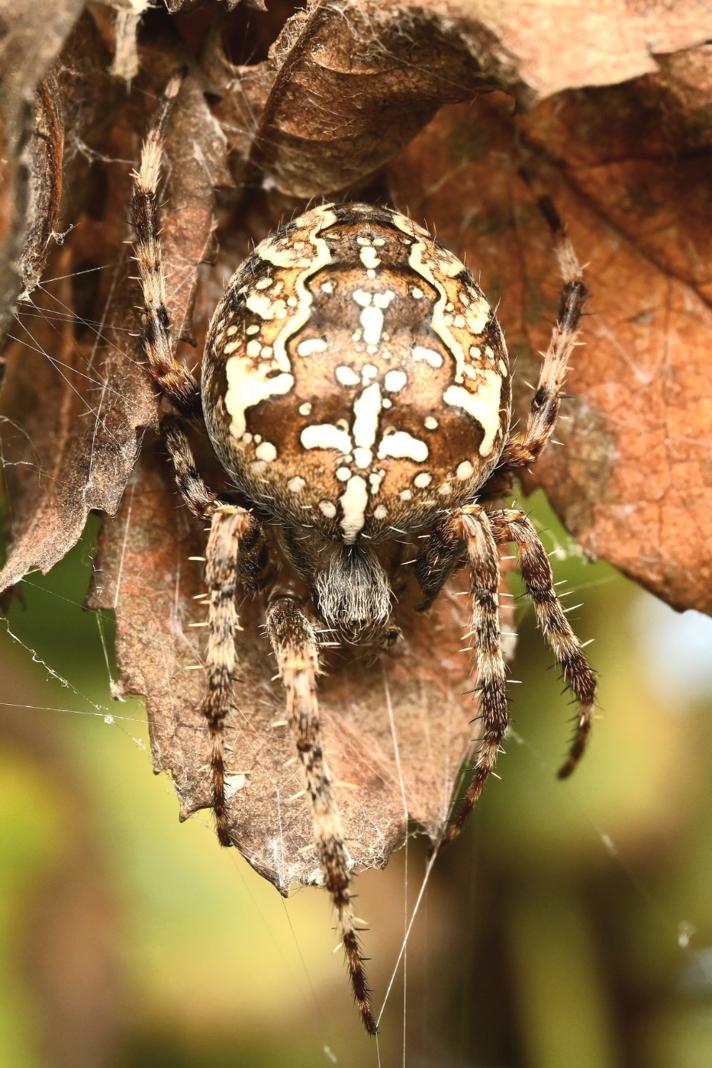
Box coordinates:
[0,0,710,889]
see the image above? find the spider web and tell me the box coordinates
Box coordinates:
[1,6,712,1063]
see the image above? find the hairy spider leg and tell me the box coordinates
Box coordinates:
[131,88,261,847]
[435,506,510,845]
[201,507,253,846]
[266,595,377,1035]
[488,508,596,778]
[130,72,201,416]
[499,194,588,471]
[163,421,262,845]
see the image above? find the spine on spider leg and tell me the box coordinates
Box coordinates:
[444,510,509,845]
[267,598,377,1035]
[202,506,254,846]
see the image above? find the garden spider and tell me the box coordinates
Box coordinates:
[131,78,596,1035]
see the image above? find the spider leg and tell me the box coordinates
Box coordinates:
[163,417,219,518]
[163,419,264,845]
[130,73,201,416]
[499,196,588,471]
[266,595,376,1036]
[488,508,596,778]
[417,506,509,845]
[202,505,255,846]
[414,520,466,611]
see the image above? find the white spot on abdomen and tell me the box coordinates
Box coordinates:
[378,431,428,462]
[255,441,277,462]
[297,337,327,357]
[336,365,360,387]
[443,368,503,456]
[384,369,407,392]
[340,475,369,543]
[245,292,278,319]
[361,306,383,345]
[412,345,443,368]
[225,359,294,440]
[352,382,382,468]
[359,246,380,270]
[300,424,352,453]
[352,288,395,347]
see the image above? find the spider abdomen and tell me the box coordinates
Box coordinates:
[202,203,511,542]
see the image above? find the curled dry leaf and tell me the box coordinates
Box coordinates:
[0,33,230,594]
[388,48,712,612]
[441,0,712,100]
[210,0,493,200]
[0,0,82,336]
[210,0,712,201]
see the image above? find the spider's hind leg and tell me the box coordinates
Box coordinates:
[416,505,510,845]
[489,508,597,778]
[163,419,264,845]
[266,595,376,1035]
[202,505,259,845]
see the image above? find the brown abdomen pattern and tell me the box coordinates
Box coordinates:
[202,203,511,543]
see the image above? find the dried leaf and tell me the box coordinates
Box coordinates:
[388,54,712,611]
[211,0,712,202]
[210,0,493,200]
[440,0,712,100]
[0,0,82,335]
[0,51,230,594]
[16,77,65,301]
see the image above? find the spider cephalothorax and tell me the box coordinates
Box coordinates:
[131,85,596,1034]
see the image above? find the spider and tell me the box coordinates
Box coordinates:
[130,80,596,1036]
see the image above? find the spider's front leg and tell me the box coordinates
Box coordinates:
[416,500,597,845]
[499,197,588,472]
[417,505,510,844]
[265,595,376,1035]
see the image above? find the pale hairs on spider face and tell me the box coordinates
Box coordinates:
[314,544,393,640]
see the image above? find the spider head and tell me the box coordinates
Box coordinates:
[201,201,512,625]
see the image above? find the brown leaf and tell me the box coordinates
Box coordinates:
[0,42,230,594]
[440,0,712,100]
[0,0,83,336]
[209,0,712,204]
[388,54,712,611]
[88,446,480,891]
[210,0,494,200]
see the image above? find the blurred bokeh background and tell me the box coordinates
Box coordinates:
[1,491,711,1068]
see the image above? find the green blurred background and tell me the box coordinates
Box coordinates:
[1,492,711,1068]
